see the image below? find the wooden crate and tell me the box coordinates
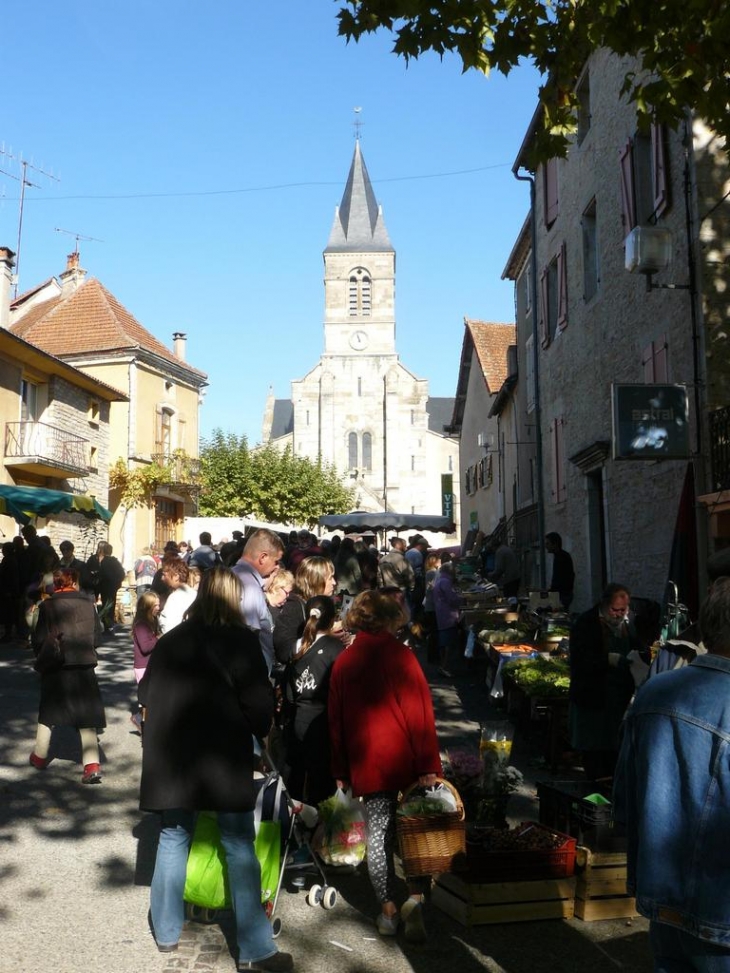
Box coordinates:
[433,871,576,926]
[573,846,639,921]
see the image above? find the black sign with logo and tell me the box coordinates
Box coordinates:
[612,384,689,460]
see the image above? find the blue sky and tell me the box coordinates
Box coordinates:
[2,2,540,444]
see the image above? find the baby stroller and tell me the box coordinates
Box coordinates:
[183,763,338,938]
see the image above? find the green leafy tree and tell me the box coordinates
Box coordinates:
[337,0,730,161]
[199,431,355,527]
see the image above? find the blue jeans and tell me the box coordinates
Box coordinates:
[150,809,277,963]
[651,922,730,972]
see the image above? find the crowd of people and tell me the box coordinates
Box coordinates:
[11,520,730,972]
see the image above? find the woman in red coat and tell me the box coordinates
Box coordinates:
[328,589,441,943]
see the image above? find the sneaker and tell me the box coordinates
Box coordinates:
[238,952,293,972]
[375,912,399,936]
[82,763,102,784]
[29,752,48,770]
[401,898,427,943]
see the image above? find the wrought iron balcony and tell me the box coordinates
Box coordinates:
[4,421,90,478]
[150,451,202,492]
[709,405,730,492]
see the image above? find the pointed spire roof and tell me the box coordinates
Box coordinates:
[325,142,393,253]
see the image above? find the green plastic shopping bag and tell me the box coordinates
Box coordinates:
[184,812,230,910]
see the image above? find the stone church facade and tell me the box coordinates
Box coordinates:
[262,142,459,538]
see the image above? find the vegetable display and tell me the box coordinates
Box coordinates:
[501,657,570,697]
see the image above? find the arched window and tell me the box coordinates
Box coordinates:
[348,432,358,470]
[362,432,372,471]
[348,267,372,317]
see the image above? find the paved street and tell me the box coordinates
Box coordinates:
[0,630,652,973]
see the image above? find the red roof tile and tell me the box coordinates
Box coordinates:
[465,319,516,393]
[10,277,206,380]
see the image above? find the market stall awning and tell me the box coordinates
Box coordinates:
[0,485,112,525]
[318,511,455,534]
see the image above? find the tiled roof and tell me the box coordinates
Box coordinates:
[10,277,207,380]
[465,319,516,393]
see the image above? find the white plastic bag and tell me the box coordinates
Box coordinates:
[313,788,367,866]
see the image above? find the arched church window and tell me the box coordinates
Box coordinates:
[362,432,372,471]
[348,432,358,470]
[348,267,372,317]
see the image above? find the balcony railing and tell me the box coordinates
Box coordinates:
[709,405,730,492]
[4,421,89,477]
[151,451,202,491]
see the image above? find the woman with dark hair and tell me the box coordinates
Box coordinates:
[569,582,646,783]
[328,589,441,943]
[333,537,362,596]
[29,568,105,784]
[138,566,292,971]
[272,556,336,667]
[282,595,344,805]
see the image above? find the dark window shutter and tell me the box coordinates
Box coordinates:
[654,334,669,382]
[557,242,568,330]
[619,139,636,231]
[544,158,559,227]
[539,268,550,349]
[651,123,669,217]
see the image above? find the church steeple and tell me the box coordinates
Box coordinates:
[325,142,393,253]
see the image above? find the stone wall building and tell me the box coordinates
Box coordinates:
[498,48,729,611]
[9,253,208,566]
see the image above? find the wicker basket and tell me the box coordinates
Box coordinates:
[396,778,467,877]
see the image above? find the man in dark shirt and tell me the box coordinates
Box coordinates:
[546,532,575,609]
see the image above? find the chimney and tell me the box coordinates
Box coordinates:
[173,332,187,361]
[0,246,16,330]
[59,251,87,297]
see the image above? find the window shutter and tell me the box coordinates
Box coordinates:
[557,241,568,330]
[619,139,636,232]
[539,268,550,348]
[654,334,669,382]
[642,341,655,382]
[544,158,559,226]
[651,123,669,217]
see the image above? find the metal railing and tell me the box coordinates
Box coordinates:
[709,405,730,492]
[151,451,202,489]
[4,421,89,472]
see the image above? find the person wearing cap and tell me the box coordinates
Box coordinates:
[405,535,429,622]
[220,530,246,567]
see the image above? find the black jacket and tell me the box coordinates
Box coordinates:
[138,619,274,812]
[34,590,101,667]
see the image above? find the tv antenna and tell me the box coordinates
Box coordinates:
[0,146,60,297]
[54,227,105,253]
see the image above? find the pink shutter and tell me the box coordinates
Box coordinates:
[642,341,655,382]
[544,158,559,226]
[619,139,636,231]
[654,333,668,382]
[557,242,568,330]
[651,123,669,217]
[539,268,550,348]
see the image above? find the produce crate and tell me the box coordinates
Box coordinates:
[537,780,625,849]
[573,846,639,921]
[433,872,576,926]
[465,822,577,882]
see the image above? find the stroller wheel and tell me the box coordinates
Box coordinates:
[306,884,322,907]
[271,917,282,938]
[186,903,219,924]
[321,886,338,910]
